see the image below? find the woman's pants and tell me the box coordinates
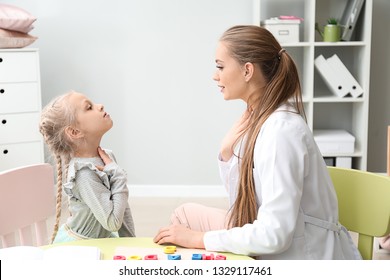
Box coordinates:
[170,202,229,231]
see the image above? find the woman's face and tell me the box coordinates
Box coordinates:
[213,42,248,101]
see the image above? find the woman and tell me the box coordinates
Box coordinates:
[154,25,361,259]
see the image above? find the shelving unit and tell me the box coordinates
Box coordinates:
[0,48,44,171]
[253,0,372,170]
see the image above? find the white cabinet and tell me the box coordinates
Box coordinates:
[0,49,44,171]
[253,0,372,170]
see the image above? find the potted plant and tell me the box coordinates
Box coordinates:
[315,17,341,42]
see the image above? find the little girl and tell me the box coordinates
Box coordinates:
[39,91,135,243]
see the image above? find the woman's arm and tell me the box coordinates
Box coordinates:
[153,224,205,249]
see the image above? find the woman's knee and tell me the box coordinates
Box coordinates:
[170,203,203,225]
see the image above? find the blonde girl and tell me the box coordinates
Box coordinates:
[154,25,361,260]
[40,91,135,243]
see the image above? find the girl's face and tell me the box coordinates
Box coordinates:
[213,42,248,101]
[68,92,113,140]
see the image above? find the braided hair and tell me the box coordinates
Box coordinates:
[39,92,77,243]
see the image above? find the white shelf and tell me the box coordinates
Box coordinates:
[253,0,372,170]
[314,41,366,47]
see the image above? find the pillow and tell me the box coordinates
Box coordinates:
[0,28,37,48]
[0,4,36,33]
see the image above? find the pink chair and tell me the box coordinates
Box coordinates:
[0,163,55,248]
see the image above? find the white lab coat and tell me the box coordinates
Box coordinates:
[204,106,361,259]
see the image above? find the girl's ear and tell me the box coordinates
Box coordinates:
[243,62,255,82]
[65,126,83,140]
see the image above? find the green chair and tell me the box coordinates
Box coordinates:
[327,166,390,260]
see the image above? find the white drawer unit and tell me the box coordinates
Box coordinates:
[0,49,44,171]
[0,83,40,114]
[0,113,42,143]
[0,142,43,171]
[0,51,38,83]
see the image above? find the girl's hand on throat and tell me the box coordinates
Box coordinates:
[95,146,113,171]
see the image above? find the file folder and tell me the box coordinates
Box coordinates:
[314,55,348,97]
[340,0,365,41]
[326,54,363,97]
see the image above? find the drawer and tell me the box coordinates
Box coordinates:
[0,51,39,83]
[0,83,40,113]
[0,113,42,144]
[0,142,43,171]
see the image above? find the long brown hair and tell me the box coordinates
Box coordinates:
[221,25,305,228]
[39,92,77,243]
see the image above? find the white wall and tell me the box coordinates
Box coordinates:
[3,0,251,185]
[3,0,389,184]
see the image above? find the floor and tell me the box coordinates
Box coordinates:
[49,196,390,260]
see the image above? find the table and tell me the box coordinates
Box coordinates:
[42,237,253,260]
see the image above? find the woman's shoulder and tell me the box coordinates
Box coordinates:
[259,109,313,148]
[265,109,307,131]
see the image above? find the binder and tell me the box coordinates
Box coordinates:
[314,55,348,97]
[327,54,363,97]
[340,0,365,41]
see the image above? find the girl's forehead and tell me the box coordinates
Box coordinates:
[68,92,89,105]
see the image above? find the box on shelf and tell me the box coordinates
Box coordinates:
[261,17,301,43]
[313,129,355,154]
[323,156,352,168]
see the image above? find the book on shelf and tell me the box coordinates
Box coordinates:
[340,0,365,41]
[0,245,101,260]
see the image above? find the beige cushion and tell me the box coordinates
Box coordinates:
[0,28,37,48]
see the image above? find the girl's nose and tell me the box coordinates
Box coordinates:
[98,104,104,111]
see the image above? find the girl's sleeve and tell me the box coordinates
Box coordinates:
[105,150,135,236]
[118,206,136,237]
[76,162,130,232]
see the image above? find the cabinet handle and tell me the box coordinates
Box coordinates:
[0,89,4,94]
[1,119,6,124]
[3,149,8,154]
[0,57,3,63]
